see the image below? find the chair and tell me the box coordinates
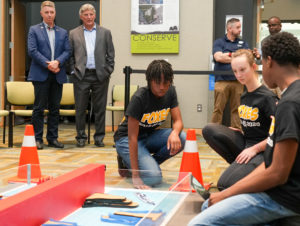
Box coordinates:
[0,110,9,145]
[60,83,91,143]
[5,81,36,147]
[106,85,139,131]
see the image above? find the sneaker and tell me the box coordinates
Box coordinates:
[117,155,131,178]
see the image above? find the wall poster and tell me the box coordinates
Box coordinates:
[131,0,179,53]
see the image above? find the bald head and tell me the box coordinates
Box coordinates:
[267,16,281,35]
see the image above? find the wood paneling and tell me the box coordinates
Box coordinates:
[11,0,26,81]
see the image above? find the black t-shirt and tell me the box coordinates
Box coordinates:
[114,86,178,142]
[264,79,300,214]
[239,85,277,147]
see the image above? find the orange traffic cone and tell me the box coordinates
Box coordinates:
[179,129,203,185]
[9,125,51,184]
[170,129,209,192]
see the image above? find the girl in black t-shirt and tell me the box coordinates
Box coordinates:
[203,49,277,190]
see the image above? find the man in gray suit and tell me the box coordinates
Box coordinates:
[69,3,115,147]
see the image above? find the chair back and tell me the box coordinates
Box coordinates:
[60,83,75,105]
[6,81,35,106]
[112,85,139,104]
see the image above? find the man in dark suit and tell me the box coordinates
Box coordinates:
[69,3,115,148]
[28,1,71,150]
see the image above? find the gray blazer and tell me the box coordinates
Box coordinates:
[69,24,115,82]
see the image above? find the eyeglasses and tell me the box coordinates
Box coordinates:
[268,24,280,28]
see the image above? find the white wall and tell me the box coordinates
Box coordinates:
[102,0,213,128]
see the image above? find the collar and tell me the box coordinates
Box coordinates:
[43,21,55,30]
[224,34,239,43]
[83,24,96,32]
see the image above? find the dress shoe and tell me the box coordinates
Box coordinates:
[48,140,64,149]
[76,139,86,148]
[36,141,44,150]
[94,140,104,147]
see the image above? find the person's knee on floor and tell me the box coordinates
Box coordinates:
[141,170,162,187]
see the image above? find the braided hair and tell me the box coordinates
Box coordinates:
[145,60,174,88]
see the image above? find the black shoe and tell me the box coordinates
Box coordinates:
[77,139,86,148]
[117,155,131,178]
[48,140,64,149]
[95,140,104,147]
[36,141,44,150]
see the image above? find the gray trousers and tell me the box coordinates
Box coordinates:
[72,70,109,143]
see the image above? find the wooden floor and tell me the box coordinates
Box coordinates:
[0,122,228,189]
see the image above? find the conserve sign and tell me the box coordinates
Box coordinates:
[131,0,179,53]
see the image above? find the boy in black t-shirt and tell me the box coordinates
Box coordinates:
[114,60,186,189]
[189,32,300,225]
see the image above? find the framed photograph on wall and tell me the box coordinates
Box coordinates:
[131,0,179,53]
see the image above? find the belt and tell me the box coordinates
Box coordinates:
[85,68,96,73]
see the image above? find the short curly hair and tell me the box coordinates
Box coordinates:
[145,60,174,87]
[262,32,300,68]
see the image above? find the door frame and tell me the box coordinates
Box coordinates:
[1,0,9,112]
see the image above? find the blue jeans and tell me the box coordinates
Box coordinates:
[115,128,186,186]
[188,192,299,226]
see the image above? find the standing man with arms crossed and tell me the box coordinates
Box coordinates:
[28,1,71,150]
[211,18,260,129]
[69,4,115,148]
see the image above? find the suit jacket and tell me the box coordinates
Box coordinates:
[69,24,115,82]
[27,23,71,84]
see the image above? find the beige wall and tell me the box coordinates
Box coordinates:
[261,0,300,21]
[102,0,213,129]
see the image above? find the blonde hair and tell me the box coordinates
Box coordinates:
[79,4,96,16]
[41,1,55,10]
[232,49,255,66]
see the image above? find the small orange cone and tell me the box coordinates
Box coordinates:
[179,129,203,185]
[9,125,51,184]
[170,129,209,192]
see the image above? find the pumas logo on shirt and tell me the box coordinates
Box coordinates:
[238,105,259,121]
[141,108,170,125]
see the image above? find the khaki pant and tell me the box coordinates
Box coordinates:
[211,80,244,129]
